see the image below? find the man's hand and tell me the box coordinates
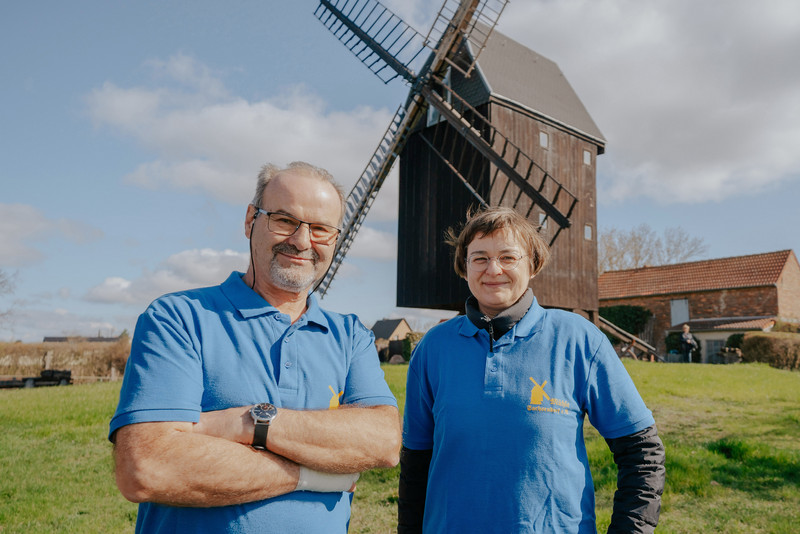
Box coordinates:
[195,406,253,444]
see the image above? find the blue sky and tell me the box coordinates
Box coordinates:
[2,0,800,342]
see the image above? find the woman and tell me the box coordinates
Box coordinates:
[398,207,665,533]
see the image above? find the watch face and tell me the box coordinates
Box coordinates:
[251,403,277,423]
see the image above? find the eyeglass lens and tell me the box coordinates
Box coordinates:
[467,254,524,271]
[266,212,338,242]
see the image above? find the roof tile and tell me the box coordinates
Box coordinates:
[599,250,793,299]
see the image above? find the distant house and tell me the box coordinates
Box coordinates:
[371,319,412,342]
[371,319,413,362]
[598,250,800,361]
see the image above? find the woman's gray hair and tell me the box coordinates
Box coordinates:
[445,206,550,278]
[251,161,346,225]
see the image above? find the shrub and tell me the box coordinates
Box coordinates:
[402,332,425,362]
[726,333,745,349]
[0,335,131,379]
[599,305,652,337]
[741,332,800,371]
[772,320,800,333]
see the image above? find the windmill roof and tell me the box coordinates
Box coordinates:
[471,26,605,145]
[598,250,795,299]
[371,318,409,340]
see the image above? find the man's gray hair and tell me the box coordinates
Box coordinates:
[251,161,346,225]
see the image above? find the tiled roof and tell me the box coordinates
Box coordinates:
[371,318,409,340]
[599,250,794,299]
[667,316,777,332]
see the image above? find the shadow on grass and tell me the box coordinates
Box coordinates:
[706,437,800,494]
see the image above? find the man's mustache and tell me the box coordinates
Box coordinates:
[272,242,320,264]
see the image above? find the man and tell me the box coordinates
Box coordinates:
[110,161,401,533]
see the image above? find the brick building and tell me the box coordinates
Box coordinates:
[598,250,800,360]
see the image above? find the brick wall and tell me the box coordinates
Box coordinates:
[600,286,779,353]
[777,256,800,321]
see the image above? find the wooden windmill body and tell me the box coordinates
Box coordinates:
[314,0,606,320]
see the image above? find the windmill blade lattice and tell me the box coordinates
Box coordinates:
[425,0,508,77]
[421,81,578,244]
[316,105,414,296]
[315,0,430,84]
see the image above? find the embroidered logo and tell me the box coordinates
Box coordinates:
[328,385,343,410]
[527,377,570,414]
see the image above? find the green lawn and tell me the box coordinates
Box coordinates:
[1,362,798,533]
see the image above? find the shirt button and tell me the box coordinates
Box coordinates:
[285,362,292,368]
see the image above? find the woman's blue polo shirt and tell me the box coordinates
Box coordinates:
[403,296,654,533]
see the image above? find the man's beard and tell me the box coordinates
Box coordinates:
[268,242,323,292]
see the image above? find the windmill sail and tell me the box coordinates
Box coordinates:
[314,0,430,83]
[314,0,576,295]
[420,81,578,243]
[314,0,507,295]
[425,0,507,77]
[316,105,416,295]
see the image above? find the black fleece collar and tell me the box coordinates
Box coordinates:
[465,288,534,341]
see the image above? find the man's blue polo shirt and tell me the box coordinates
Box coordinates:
[110,272,396,533]
[403,297,654,533]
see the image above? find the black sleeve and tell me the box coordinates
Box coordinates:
[605,424,666,534]
[397,446,432,534]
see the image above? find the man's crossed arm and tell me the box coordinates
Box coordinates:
[113,404,401,507]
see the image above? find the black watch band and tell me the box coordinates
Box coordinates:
[250,402,277,451]
[253,421,269,450]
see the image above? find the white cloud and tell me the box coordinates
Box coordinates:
[0,204,103,268]
[347,226,397,261]
[86,56,394,205]
[84,277,135,305]
[497,0,800,204]
[84,248,249,306]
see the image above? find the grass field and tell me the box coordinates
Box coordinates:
[1,362,798,533]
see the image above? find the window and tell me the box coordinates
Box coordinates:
[670,299,689,326]
[706,339,725,361]
[583,149,592,165]
[539,131,548,148]
[584,224,593,241]
[538,212,548,230]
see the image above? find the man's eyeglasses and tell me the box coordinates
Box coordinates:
[466,253,527,272]
[255,208,341,244]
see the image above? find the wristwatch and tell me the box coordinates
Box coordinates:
[250,402,278,450]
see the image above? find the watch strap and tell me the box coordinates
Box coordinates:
[253,421,269,450]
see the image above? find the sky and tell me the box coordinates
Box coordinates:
[2,0,800,342]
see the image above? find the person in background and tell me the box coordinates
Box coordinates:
[680,323,698,363]
[110,161,401,533]
[398,207,665,533]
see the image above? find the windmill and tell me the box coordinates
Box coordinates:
[313,0,605,318]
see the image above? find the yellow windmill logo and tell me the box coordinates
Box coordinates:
[328,385,343,410]
[527,377,570,414]
[529,377,551,406]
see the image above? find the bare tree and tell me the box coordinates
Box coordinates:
[0,269,15,325]
[598,224,708,273]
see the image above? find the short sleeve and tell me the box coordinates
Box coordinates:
[584,336,655,439]
[109,300,204,440]
[342,319,397,408]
